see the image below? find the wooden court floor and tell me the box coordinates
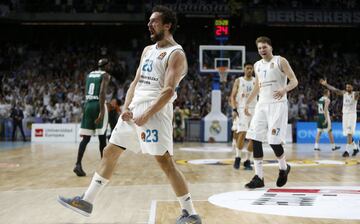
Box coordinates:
[0,141,359,224]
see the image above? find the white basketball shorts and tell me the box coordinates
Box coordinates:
[237,107,255,133]
[342,113,357,136]
[232,116,239,131]
[246,101,288,144]
[109,101,173,156]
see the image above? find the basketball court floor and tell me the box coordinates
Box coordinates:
[0,141,359,224]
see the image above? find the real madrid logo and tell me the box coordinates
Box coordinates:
[141,132,146,142]
[209,120,222,135]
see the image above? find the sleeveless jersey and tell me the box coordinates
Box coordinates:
[254,56,287,104]
[130,43,186,107]
[343,92,357,114]
[236,76,257,108]
[318,96,329,115]
[85,70,105,101]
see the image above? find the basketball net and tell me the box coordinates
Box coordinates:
[217,66,228,83]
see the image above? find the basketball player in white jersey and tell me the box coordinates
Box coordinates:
[230,62,256,170]
[57,6,201,224]
[320,79,359,157]
[244,36,298,189]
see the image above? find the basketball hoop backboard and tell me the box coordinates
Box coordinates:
[199,45,246,74]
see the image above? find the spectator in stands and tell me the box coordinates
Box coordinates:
[10,102,26,141]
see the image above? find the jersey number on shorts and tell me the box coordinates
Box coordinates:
[145,129,158,142]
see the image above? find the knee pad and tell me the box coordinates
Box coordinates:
[253,140,263,158]
[270,144,284,157]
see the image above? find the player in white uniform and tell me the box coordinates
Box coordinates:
[244,36,298,189]
[320,79,359,157]
[57,6,201,224]
[230,62,256,170]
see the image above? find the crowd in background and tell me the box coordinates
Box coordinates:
[1,39,359,125]
[0,0,358,14]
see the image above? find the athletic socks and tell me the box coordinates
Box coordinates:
[314,143,319,149]
[277,155,287,170]
[177,193,197,215]
[254,160,264,179]
[83,172,109,203]
[346,144,350,153]
[235,148,240,157]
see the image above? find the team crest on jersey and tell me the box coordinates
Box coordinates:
[157,52,167,60]
[271,129,277,135]
[270,62,274,69]
[141,132,146,142]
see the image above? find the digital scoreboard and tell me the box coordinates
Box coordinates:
[214,19,229,41]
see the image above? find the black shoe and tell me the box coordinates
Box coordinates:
[276,164,291,187]
[243,160,253,170]
[332,146,340,151]
[73,164,86,177]
[314,148,320,151]
[352,149,359,157]
[233,157,241,170]
[342,151,350,157]
[245,175,264,189]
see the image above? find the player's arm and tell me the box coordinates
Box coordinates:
[133,50,187,126]
[274,57,298,100]
[244,73,259,116]
[121,46,151,121]
[354,91,360,100]
[230,79,239,116]
[319,79,344,96]
[95,72,111,124]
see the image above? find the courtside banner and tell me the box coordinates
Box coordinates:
[296,122,360,143]
[31,123,77,142]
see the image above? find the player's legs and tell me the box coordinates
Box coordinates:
[98,134,107,158]
[154,151,200,221]
[58,115,139,216]
[155,152,189,197]
[74,135,91,176]
[233,131,241,169]
[58,143,125,216]
[245,104,267,188]
[343,113,358,156]
[245,140,264,188]
[327,130,340,151]
[235,132,252,170]
[267,102,290,187]
[314,130,322,151]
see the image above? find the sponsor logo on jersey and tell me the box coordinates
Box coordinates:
[157,52,167,60]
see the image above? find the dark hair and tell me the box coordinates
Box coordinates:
[152,5,177,34]
[255,36,272,46]
[244,62,253,67]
